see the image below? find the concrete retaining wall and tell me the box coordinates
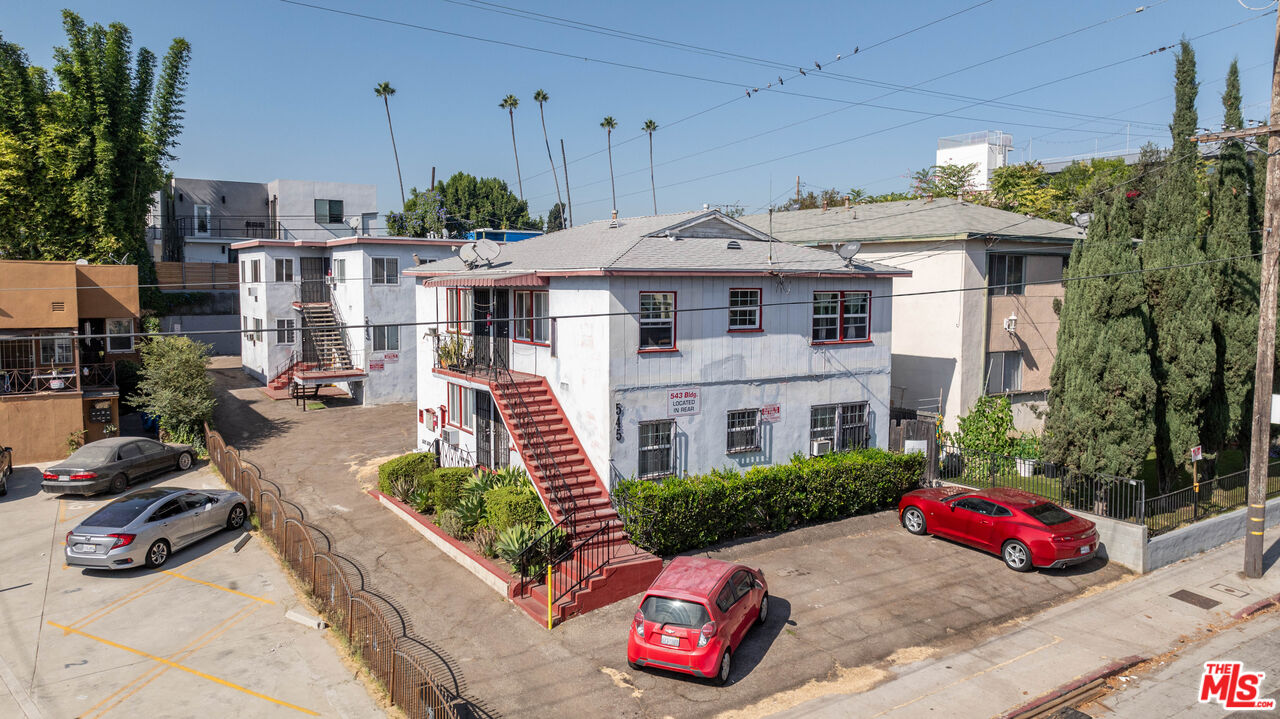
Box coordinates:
[1146,494,1280,572]
[1072,509,1147,573]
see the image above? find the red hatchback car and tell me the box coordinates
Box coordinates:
[898,487,1098,571]
[627,556,768,685]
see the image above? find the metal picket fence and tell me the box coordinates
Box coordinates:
[205,425,461,719]
[1143,462,1280,536]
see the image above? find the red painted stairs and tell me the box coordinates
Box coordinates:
[487,373,663,624]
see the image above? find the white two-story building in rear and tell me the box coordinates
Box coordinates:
[408,209,909,484]
[233,235,465,405]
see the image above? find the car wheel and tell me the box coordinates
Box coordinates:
[756,593,769,626]
[226,503,247,530]
[176,452,193,471]
[145,539,170,568]
[712,648,731,686]
[1002,540,1034,572]
[902,506,927,535]
[109,474,128,494]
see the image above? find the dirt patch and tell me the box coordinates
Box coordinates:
[354,454,401,491]
[886,646,937,666]
[600,666,644,699]
[713,664,890,719]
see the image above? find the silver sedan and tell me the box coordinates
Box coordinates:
[65,487,248,570]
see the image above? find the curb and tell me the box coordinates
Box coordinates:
[1000,655,1145,719]
[1233,592,1280,620]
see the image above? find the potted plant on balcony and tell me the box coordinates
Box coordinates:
[438,335,473,371]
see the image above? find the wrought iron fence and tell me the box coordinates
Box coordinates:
[939,444,1146,524]
[0,368,79,394]
[204,425,462,719]
[1143,462,1280,537]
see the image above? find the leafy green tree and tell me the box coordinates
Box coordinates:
[601,116,618,213]
[1045,194,1155,478]
[385,185,445,237]
[374,82,405,209]
[0,12,191,309]
[386,174,540,238]
[975,163,1061,218]
[1204,59,1260,454]
[130,336,215,450]
[911,163,978,197]
[1141,40,1216,492]
[500,94,522,199]
[865,190,914,203]
[546,201,566,232]
[532,90,562,216]
[775,188,845,212]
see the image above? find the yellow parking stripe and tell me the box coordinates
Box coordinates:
[66,551,219,631]
[48,621,318,716]
[81,604,258,718]
[160,570,275,605]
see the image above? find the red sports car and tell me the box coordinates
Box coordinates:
[898,487,1098,571]
[626,556,768,685]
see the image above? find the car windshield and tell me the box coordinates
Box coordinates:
[640,595,712,628]
[66,444,118,465]
[82,495,156,528]
[1024,502,1074,526]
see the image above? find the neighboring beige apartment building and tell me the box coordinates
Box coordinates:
[744,197,1083,432]
[0,261,141,462]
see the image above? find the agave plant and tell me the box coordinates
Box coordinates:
[491,466,531,490]
[495,523,539,567]
[388,474,417,502]
[409,487,434,514]
[463,470,499,499]
[456,492,487,530]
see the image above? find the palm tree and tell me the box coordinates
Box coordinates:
[374,82,406,209]
[533,90,563,220]
[500,94,523,200]
[642,119,659,215]
[601,116,618,214]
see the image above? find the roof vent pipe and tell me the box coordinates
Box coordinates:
[610,210,619,229]
[703,203,709,211]
[845,196,850,209]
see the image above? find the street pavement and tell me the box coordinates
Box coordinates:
[764,534,1280,719]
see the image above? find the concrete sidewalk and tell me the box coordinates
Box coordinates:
[763,535,1280,718]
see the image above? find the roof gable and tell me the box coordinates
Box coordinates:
[648,212,773,243]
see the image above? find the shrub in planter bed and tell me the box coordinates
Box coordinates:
[613,448,925,555]
[431,467,473,512]
[378,452,437,498]
[484,486,546,533]
[437,509,467,539]
[473,526,499,558]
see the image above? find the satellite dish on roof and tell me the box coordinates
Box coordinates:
[459,242,481,268]
[474,238,502,265]
[75,259,90,266]
[837,241,862,266]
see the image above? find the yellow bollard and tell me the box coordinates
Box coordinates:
[547,565,554,630]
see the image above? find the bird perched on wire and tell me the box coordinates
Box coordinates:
[777,76,784,85]
[853,46,859,54]
[745,89,752,98]
[798,67,806,76]
[814,61,822,70]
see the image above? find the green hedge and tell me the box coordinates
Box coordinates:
[613,449,925,555]
[377,452,437,497]
[484,486,546,533]
[431,467,473,512]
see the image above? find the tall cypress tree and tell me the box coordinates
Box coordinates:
[1046,194,1155,478]
[1205,60,1259,456]
[1141,40,1216,492]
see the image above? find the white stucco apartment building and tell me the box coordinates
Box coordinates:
[407,210,909,488]
[233,235,464,404]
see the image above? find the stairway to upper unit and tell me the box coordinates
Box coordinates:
[299,303,354,370]
[488,373,662,623]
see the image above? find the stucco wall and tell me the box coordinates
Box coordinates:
[161,314,241,356]
[268,180,377,241]
[1146,495,1280,572]
[0,393,85,463]
[986,253,1064,393]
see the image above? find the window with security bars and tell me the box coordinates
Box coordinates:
[810,402,870,451]
[728,289,761,331]
[639,292,675,350]
[726,409,760,453]
[638,420,674,478]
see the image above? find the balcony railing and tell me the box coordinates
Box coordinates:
[0,362,117,396]
[177,216,281,239]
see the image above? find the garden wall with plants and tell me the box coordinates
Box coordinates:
[613,448,926,555]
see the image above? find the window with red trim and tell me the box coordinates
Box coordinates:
[639,292,675,350]
[514,290,549,344]
[811,291,870,343]
[728,288,761,331]
[445,288,473,335]
[446,382,474,431]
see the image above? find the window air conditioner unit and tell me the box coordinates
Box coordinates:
[811,439,833,456]
[441,428,459,446]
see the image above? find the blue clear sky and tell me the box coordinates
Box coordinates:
[4,1,1276,226]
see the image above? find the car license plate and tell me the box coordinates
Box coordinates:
[59,475,69,481]
[75,543,96,553]
[1080,545,1090,555]
[660,634,680,647]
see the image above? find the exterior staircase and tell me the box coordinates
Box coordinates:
[488,373,663,624]
[299,303,354,370]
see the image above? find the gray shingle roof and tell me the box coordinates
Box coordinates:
[740,197,1085,245]
[407,210,909,277]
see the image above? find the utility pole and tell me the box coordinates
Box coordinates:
[796,175,801,204]
[1194,9,1280,578]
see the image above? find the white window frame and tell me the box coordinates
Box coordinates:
[250,259,261,283]
[275,318,296,344]
[331,258,346,283]
[253,317,264,343]
[728,289,761,331]
[639,291,676,351]
[373,325,399,351]
[106,318,134,353]
[193,205,211,237]
[39,336,74,365]
[638,419,675,478]
[726,409,761,453]
[986,351,1022,394]
[372,257,399,285]
[274,258,294,283]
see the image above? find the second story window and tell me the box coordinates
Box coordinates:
[373,325,399,351]
[639,291,675,351]
[275,319,296,344]
[812,291,871,343]
[988,254,1025,295]
[446,288,473,334]
[314,199,344,224]
[728,288,761,331]
[106,319,134,353]
[515,290,549,345]
[39,337,73,365]
[275,258,293,282]
[372,257,399,285]
[986,351,1022,394]
[331,258,346,282]
[250,259,261,283]
[194,205,212,236]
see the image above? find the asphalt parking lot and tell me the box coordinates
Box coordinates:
[0,458,382,718]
